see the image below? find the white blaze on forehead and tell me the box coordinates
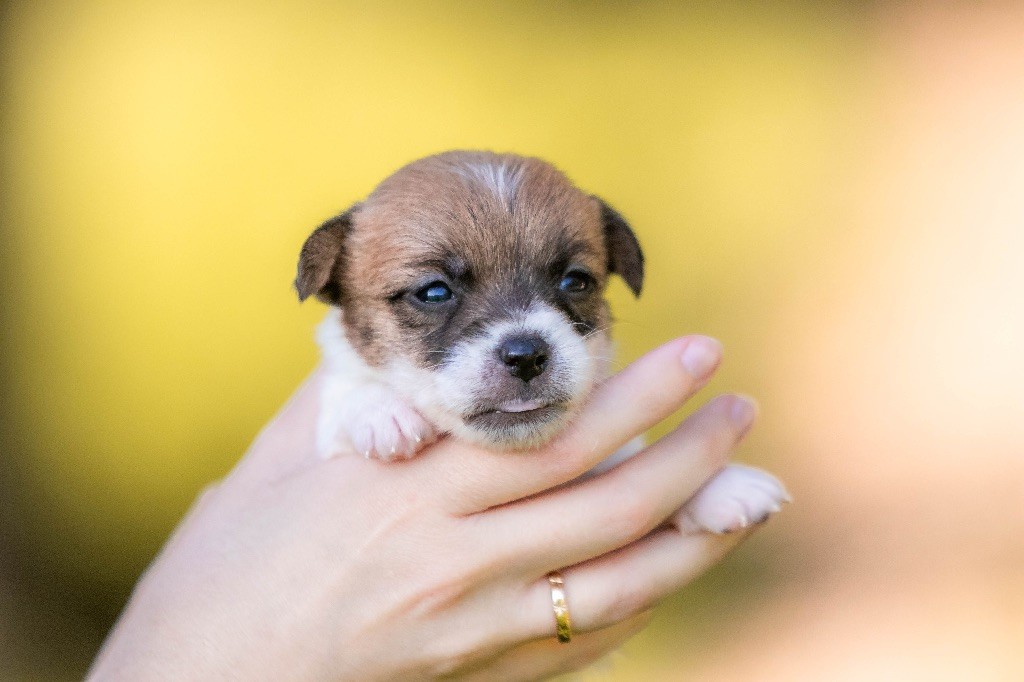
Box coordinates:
[453,159,523,204]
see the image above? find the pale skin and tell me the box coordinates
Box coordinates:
[88,336,779,681]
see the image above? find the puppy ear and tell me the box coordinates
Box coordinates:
[595,198,644,297]
[295,205,358,304]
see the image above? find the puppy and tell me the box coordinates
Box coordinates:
[296,151,787,533]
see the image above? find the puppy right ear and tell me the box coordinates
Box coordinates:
[595,198,644,298]
[295,205,358,304]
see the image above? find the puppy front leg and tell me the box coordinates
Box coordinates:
[317,375,437,461]
[677,464,791,534]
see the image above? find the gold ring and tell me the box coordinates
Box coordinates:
[547,571,573,644]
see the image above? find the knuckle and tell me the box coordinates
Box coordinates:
[401,551,493,622]
[405,578,466,618]
[403,560,480,620]
[400,564,473,620]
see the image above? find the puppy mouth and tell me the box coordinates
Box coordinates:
[495,399,548,413]
[465,400,568,429]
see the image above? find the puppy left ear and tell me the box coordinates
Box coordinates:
[595,198,644,297]
[295,205,358,304]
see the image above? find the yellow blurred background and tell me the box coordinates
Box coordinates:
[1,1,1021,679]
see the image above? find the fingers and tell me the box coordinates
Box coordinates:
[458,611,652,682]
[518,522,756,641]
[478,393,756,573]
[429,335,723,514]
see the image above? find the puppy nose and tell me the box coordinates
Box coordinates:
[498,335,550,383]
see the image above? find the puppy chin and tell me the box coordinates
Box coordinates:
[451,401,577,450]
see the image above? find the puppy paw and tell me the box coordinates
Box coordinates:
[349,399,437,461]
[677,464,790,534]
[317,381,437,461]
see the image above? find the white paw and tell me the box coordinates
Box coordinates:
[317,380,437,461]
[677,464,790,534]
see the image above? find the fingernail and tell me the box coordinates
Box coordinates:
[681,336,722,379]
[729,395,758,434]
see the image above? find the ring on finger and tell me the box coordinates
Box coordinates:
[547,571,573,644]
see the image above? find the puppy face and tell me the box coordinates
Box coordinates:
[297,151,643,448]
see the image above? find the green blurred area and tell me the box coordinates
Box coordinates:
[0,1,870,678]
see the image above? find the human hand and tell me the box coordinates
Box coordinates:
[88,336,782,681]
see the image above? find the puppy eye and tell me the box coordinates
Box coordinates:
[414,281,454,304]
[558,271,592,294]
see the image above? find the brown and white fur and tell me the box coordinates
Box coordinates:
[296,151,787,533]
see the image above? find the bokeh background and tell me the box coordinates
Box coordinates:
[2,1,1022,679]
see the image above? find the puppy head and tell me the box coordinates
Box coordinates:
[296,151,643,448]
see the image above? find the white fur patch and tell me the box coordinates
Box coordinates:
[314,303,612,458]
[453,159,523,205]
[315,313,436,459]
[427,303,594,443]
